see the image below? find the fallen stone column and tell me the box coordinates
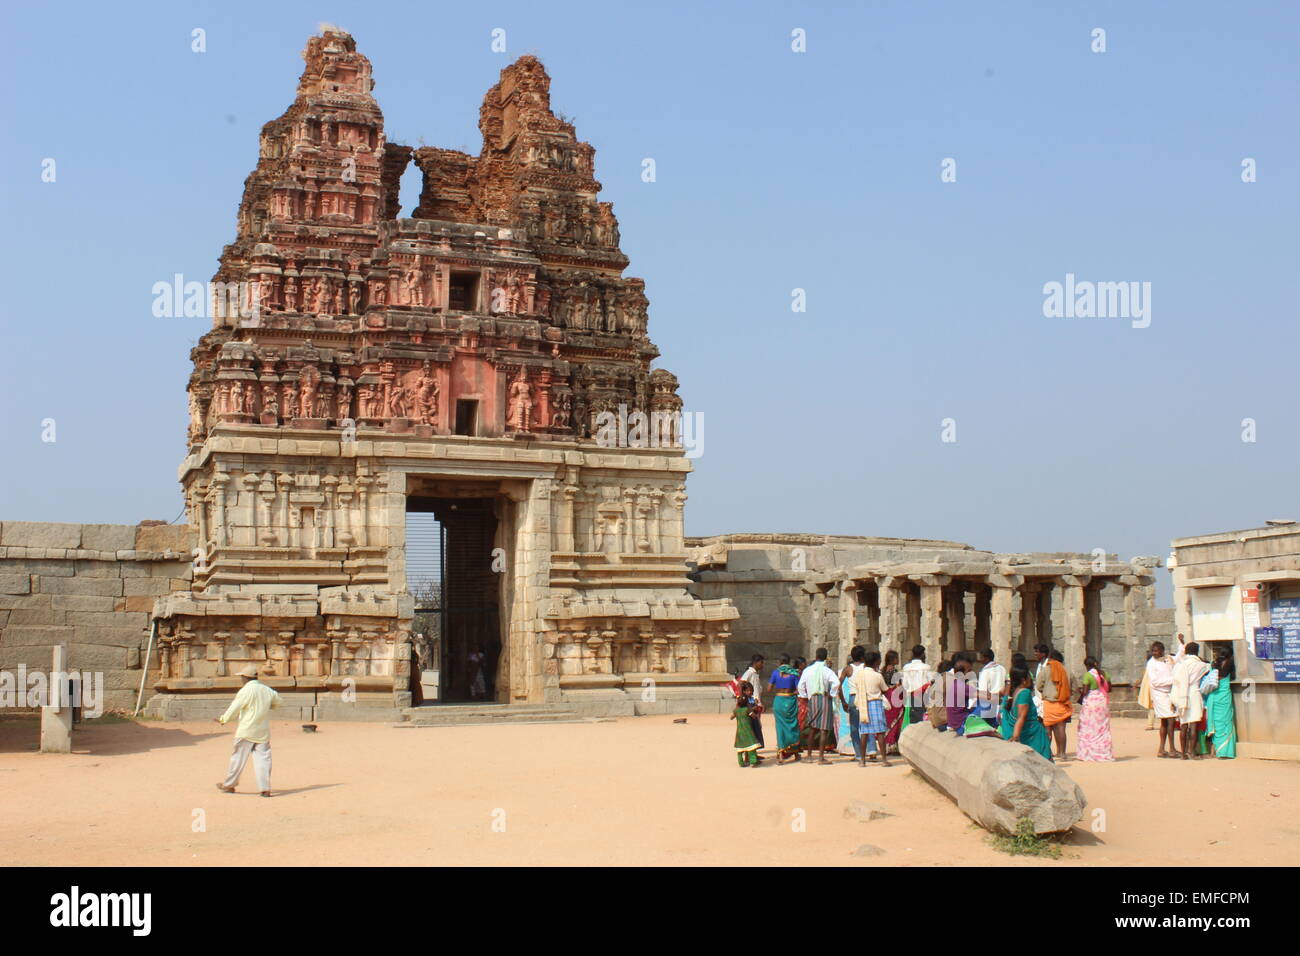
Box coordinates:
[899,721,1086,834]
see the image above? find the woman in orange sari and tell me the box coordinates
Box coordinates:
[1041,650,1073,759]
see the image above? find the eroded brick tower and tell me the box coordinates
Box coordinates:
[149,29,736,719]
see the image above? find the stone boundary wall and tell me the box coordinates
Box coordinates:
[0,521,194,713]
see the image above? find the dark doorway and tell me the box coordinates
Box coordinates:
[406,495,501,703]
[454,399,478,436]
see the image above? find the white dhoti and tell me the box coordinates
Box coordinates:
[1151,687,1175,719]
[222,737,272,792]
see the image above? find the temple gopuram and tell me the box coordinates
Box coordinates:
[149,29,737,720]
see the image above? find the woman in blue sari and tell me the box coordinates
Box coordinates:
[769,654,802,762]
[1205,650,1236,759]
[1000,665,1053,762]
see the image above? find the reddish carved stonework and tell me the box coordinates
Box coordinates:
[186,29,678,442]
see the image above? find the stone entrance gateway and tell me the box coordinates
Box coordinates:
[406,487,502,705]
[144,30,737,722]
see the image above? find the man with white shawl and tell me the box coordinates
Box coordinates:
[1145,636,1185,758]
[1170,640,1212,760]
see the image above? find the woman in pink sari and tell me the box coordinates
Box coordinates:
[1076,655,1114,761]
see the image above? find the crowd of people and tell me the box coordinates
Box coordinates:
[1139,633,1237,759]
[726,636,1238,768]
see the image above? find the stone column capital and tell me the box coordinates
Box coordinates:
[913,574,951,588]
[987,574,1024,589]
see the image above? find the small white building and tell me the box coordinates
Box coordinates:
[1170,520,1300,759]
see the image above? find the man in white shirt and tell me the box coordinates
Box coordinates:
[1146,639,1184,758]
[900,645,931,726]
[798,648,840,764]
[1170,641,1212,760]
[975,647,1007,724]
[215,664,282,797]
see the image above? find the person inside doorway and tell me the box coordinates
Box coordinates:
[466,645,487,701]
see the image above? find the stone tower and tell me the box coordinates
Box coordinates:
[150,29,737,719]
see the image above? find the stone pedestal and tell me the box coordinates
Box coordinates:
[39,644,73,754]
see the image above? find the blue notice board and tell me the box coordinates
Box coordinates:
[1268,598,1300,681]
[1255,626,1283,660]
[1274,662,1300,682]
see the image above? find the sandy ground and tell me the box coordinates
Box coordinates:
[1,714,1296,866]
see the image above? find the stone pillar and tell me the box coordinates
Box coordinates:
[621,490,635,554]
[1058,575,1090,677]
[972,584,991,651]
[211,473,229,547]
[1121,573,1155,684]
[1019,582,1040,653]
[878,578,903,660]
[669,485,688,554]
[353,475,370,547]
[322,475,339,548]
[647,489,664,552]
[915,575,949,666]
[40,643,73,754]
[988,574,1022,667]
[838,580,859,662]
[808,586,828,657]
[336,481,355,545]
[943,583,966,656]
[559,482,577,552]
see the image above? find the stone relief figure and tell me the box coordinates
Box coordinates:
[535,284,550,316]
[299,366,320,419]
[386,380,410,418]
[229,381,244,415]
[414,362,439,425]
[284,382,299,420]
[261,384,279,419]
[358,384,376,418]
[403,266,424,307]
[369,277,387,306]
[336,382,353,420]
[347,280,361,314]
[315,277,330,314]
[551,390,572,429]
[243,384,256,415]
[507,370,533,431]
[188,393,203,439]
[506,272,525,314]
[572,394,589,438]
[283,276,298,312]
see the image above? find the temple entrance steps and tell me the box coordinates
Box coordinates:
[395,703,608,728]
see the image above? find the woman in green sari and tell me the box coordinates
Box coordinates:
[1000,666,1053,762]
[1205,651,1237,759]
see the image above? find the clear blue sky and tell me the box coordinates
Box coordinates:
[2,1,1297,605]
